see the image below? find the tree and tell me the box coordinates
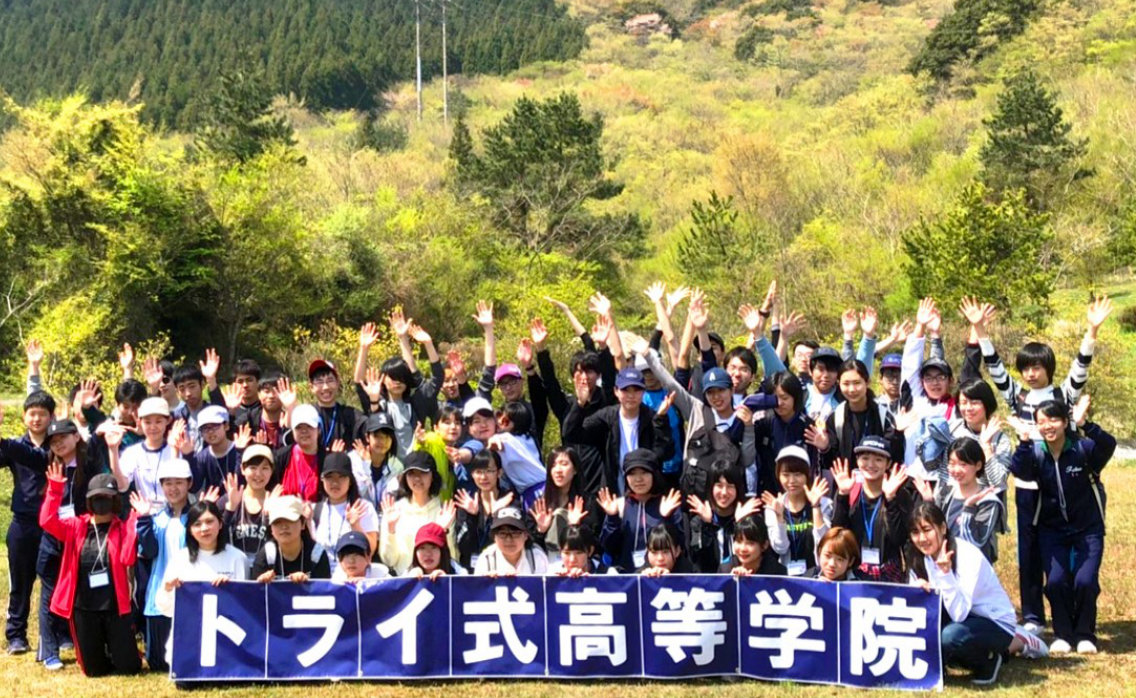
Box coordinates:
[449,93,644,261]
[980,71,1089,210]
[908,0,1040,82]
[902,183,1055,328]
[193,64,300,165]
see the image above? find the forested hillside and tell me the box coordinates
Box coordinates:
[0,0,586,125]
[3,0,1136,434]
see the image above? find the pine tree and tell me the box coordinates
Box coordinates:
[193,64,300,165]
[980,71,1089,210]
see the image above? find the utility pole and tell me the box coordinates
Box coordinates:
[415,0,423,121]
[441,0,448,125]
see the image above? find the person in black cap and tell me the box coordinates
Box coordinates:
[562,366,674,497]
[814,359,904,471]
[310,453,380,575]
[804,346,843,420]
[353,412,404,511]
[378,451,456,575]
[35,418,108,670]
[830,435,916,582]
[597,449,683,573]
[472,506,548,575]
[332,531,389,582]
[39,464,141,676]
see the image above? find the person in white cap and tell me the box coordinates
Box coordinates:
[270,403,324,502]
[171,404,239,494]
[251,496,330,583]
[108,397,175,509]
[221,444,276,570]
[130,456,193,672]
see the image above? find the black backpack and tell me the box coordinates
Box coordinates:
[680,406,742,498]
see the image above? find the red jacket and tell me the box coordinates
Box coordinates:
[39,479,138,618]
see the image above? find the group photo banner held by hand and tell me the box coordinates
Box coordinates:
[171,575,943,690]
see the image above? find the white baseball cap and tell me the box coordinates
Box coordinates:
[198,405,229,427]
[462,397,494,420]
[291,404,320,430]
[138,397,171,419]
[157,458,192,481]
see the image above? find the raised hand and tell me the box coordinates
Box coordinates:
[644,281,666,306]
[860,307,878,337]
[516,339,534,368]
[734,497,762,521]
[389,306,411,337]
[911,476,934,502]
[916,297,937,329]
[530,317,549,349]
[380,494,401,532]
[118,342,134,374]
[573,372,593,407]
[202,486,222,504]
[979,416,1003,453]
[489,491,515,514]
[200,348,220,383]
[168,419,191,455]
[882,464,909,501]
[358,321,379,348]
[345,499,367,527]
[221,383,243,411]
[759,280,777,315]
[659,488,683,518]
[887,320,913,345]
[935,544,954,574]
[588,291,612,318]
[959,297,987,326]
[629,337,650,358]
[1005,415,1034,441]
[831,459,855,495]
[894,405,920,433]
[129,491,151,516]
[446,350,468,383]
[738,304,763,335]
[414,424,427,445]
[408,322,432,345]
[805,478,829,506]
[436,500,457,530]
[926,307,942,336]
[529,498,552,533]
[688,295,709,330]
[596,488,621,517]
[963,485,998,509]
[590,314,612,347]
[26,339,43,368]
[46,462,66,484]
[566,496,587,526]
[275,378,298,411]
[664,285,690,317]
[471,300,494,329]
[362,367,384,404]
[656,391,676,417]
[223,472,243,511]
[1087,295,1113,337]
[353,439,370,462]
[453,488,478,516]
[686,493,713,523]
[780,311,808,338]
[760,491,785,520]
[103,425,127,450]
[841,309,858,337]
[1072,394,1091,427]
[233,423,253,450]
[329,439,346,453]
[143,357,164,390]
[77,379,102,410]
[803,424,829,451]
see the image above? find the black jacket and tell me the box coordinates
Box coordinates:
[562,402,675,494]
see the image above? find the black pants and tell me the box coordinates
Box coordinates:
[70,609,142,677]
[1016,488,1046,626]
[5,514,42,643]
[145,615,171,671]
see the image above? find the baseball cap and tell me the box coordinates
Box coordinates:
[615,367,646,390]
[776,445,811,467]
[241,444,274,466]
[321,452,353,477]
[307,359,339,381]
[414,522,448,550]
[701,367,731,394]
[364,412,395,434]
[920,357,953,377]
[265,495,304,524]
[490,506,526,531]
[335,530,371,557]
[156,458,192,481]
[46,419,79,441]
[291,404,320,430]
[809,347,842,368]
[633,354,651,372]
[138,397,171,419]
[198,405,229,427]
[402,451,437,474]
[85,473,119,498]
[854,435,891,458]
[494,364,523,383]
[462,397,494,420]
[880,354,902,371]
[622,448,660,475]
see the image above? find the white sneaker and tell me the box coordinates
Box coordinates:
[1023,621,1044,634]
[1077,640,1098,654]
[1050,639,1073,654]
[1015,626,1049,659]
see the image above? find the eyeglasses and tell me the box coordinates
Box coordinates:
[922,374,949,383]
[494,529,524,540]
[311,378,338,387]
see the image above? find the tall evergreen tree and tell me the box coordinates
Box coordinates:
[193,65,300,165]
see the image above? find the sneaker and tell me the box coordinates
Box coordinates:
[1050,639,1073,654]
[1015,626,1049,659]
[972,652,1003,685]
[43,656,63,671]
[1023,621,1044,635]
[7,639,29,655]
[59,640,74,652]
[1077,640,1098,654]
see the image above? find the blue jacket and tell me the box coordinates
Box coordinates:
[137,505,188,616]
[1010,422,1115,533]
[600,495,683,573]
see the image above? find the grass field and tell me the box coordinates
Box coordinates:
[0,466,1134,697]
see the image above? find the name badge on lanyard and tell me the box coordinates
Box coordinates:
[787,560,807,576]
[861,547,881,566]
[89,571,110,588]
[58,505,76,520]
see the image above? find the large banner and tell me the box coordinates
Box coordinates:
[171,575,942,690]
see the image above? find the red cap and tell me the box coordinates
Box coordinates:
[414,522,447,550]
[307,358,339,381]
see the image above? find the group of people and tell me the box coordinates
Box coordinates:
[0,282,1117,686]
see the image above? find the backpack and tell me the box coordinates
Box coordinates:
[680,405,742,498]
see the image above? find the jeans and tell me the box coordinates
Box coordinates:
[941,614,1013,674]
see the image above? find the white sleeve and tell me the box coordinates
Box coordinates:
[358,500,380,535]
[765,507,789,555]
[927,547,976,623]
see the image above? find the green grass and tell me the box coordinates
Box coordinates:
[1,464,1135,695]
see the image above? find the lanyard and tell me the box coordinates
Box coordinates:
[860,495,882,548]
[90,522,110,572]
[786,504,809,552]
[322,407,338,448]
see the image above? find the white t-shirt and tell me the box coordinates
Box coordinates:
[331,562,390,582]
[311,499,380,573]
[496,433,546,492]
[155,546,248,617]
[473,544,549,575]
[118,443,178,510]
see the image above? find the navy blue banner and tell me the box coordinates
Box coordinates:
[171,575,941,690]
